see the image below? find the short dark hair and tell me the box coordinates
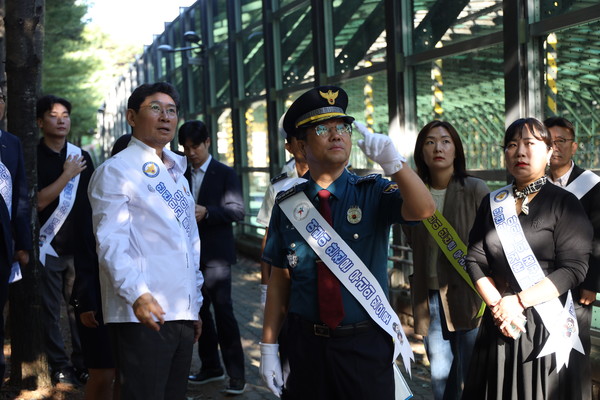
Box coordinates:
[36,95,72,119]
[543,116,576,140]
[414,120,468,185]
[127,82,180,112]
[178,120,209,145]
[504,118,551,150]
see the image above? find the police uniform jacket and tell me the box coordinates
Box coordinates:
[88,137,203,323]
[403,176,489,336]
[262,169,413,325]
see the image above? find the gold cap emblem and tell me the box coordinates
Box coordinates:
[319,89,339,105]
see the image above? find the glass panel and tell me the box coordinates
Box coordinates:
[241,0,264,30]
[278,0,304,9]
[342,72,390,170]
[216,109,234,165]
[247,171,270,231]
[189,64,205,116]
[212,2,230,106]
[332,0,387,75]
[243,26,266,97]
[415,44,505,171]
[540,0,598,20]
[412,0,503,53]
[280,6,314,87]
[542,20,600,170]
[246,100,269,168]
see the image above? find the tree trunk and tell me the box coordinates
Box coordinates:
[4,0,49,389]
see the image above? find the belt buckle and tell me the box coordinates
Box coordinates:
[314,324,330,337]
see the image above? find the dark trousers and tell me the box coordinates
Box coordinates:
[283,314,394,400]
[42,255,83,371]
[197,262,245,380]
[109,321,195,400]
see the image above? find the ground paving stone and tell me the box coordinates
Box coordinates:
[186,255,433,399]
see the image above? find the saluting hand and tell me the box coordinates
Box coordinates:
[133,293,166,331]
[354,121,406,176]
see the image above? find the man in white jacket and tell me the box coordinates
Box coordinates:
[88,82,203,400]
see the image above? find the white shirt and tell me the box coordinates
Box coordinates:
[88,137,203,323]
[256,159,298,227]
[190,154,212,201]
[549,160,575,187]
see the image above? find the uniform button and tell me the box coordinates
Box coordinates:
[290,243,296,248]
[353,233,359,239]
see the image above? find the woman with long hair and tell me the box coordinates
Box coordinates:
[404,120,489,399]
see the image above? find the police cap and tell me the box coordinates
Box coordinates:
[283,86,355,139]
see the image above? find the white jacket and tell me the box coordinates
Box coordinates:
[88,137,203,323]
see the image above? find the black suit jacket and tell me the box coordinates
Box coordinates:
[185,158,245,267]
[0,130,32,274]
[567,164,600,292]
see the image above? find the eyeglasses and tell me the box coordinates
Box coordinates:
[313,123,352,138]
[141,102,178,119]
[551,138,574,147]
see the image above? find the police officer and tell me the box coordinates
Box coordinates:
[259,86,435,399]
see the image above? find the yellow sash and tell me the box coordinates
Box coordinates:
[422,210,485,318]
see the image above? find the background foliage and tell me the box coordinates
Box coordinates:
[42,0,137,144]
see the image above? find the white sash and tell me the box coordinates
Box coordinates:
[565,170,600,200]
[39,143,81,266]
[121,144,194,238]
[490,185,584,371]
[0,161,12,217]
[278,191,414,374]
[0,160,20,283]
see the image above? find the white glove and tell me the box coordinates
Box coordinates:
[354,121,406,175]
[260,342,284,397]
[260,284,268,311]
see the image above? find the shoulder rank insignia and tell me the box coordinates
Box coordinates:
[275,181,309,204]
[319,89,339,105]
[270,172,289,185]
[383,182,399,194]
[347,206,362,224]
[355,174,380,184]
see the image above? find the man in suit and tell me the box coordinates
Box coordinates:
[0,85,32,383]
[179,120,247,395]
[545,116,600,400]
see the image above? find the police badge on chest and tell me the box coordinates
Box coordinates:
[286,250,298,269]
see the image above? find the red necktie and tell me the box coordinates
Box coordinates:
[317,189,345,329]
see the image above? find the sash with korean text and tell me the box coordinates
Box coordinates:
[278,191,414,370]
[565,170,600,200]
[122,144,194,238]
[39,143,81,266]
[490,185,583,371]
[0,159,20,282]
[423,210,486,317]
[0,161,12,217]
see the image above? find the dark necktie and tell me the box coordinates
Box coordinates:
[316,189,345,329]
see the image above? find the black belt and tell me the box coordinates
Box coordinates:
[294,315,374,338]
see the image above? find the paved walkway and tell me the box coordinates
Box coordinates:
[186,255,433,399]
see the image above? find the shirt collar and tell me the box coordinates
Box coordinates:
[306,169,349,202]
[38,137,67,156]
[130,136,188,174]
[549,160,574,187]
[192,154,212,174]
